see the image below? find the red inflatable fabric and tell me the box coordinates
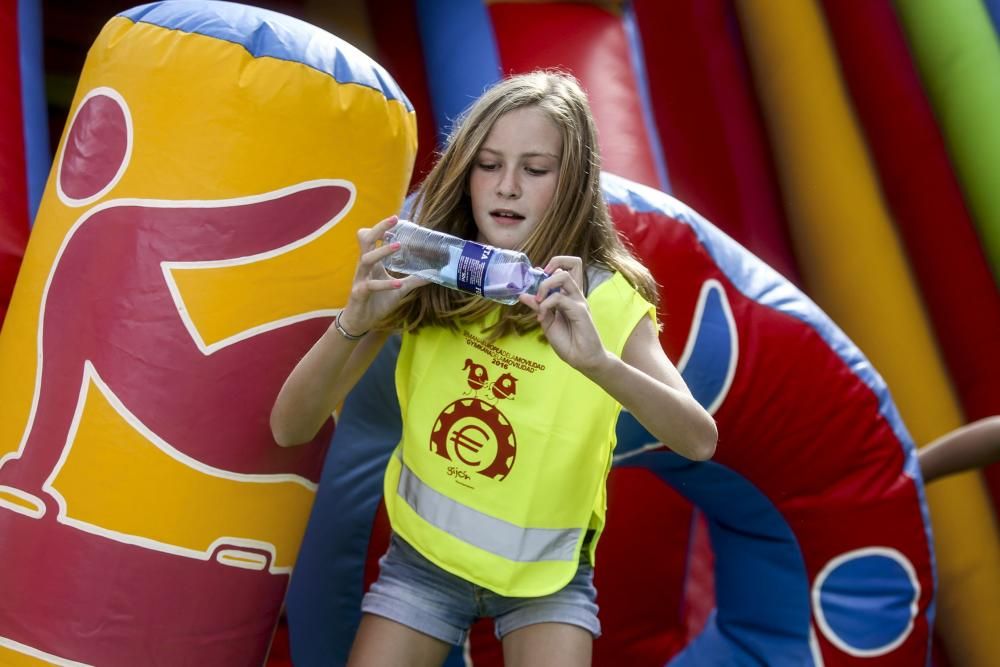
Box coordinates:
[631,0,801,286]
[488,2,664,190]
[0,2,30,326]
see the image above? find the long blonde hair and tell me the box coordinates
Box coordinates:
[385,70,658,339]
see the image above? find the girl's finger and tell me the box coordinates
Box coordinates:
[539,306,558,330]
[536,291,571,319]
[544,255,584,284]
[543,255,583,273]
[372,215,400,243]
[535,269,581,302]
[357,215,400,250]
[534,269,565,301]
[518,293,540,311]
[373,214,399,233]
[364,277,404,292]
[359,241,401,269]
[392,275,430,298]
[400,275,430,290]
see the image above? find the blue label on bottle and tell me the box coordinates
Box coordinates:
[457,241,493,296]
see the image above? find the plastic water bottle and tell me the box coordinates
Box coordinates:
[383,220,547,305]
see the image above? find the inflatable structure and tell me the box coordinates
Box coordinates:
[0,2,415,664]
[3,1,1000,665]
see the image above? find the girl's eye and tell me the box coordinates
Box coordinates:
[525,167,549,176]
[477,162,499,171]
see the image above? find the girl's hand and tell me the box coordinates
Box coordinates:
[518,256,608,372]
[338,216,426,333]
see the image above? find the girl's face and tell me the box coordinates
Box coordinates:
[468,106,562,250]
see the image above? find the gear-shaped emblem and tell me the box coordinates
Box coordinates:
[430,398,516,481]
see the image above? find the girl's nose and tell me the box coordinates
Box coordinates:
[497,170,520,198]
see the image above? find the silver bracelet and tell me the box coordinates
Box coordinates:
[334,311,368,341]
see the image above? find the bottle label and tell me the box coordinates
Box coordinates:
[457,241,493,296]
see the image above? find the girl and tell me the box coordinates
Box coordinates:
[271,71,717,666]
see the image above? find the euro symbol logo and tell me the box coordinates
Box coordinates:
[430,398,517,481]
[451,424,489,466]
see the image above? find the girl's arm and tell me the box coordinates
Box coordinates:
[270,216,425,446]
[520,257,717,461]
[270,328,390,447]
[918,416,1000,484]
[588,314,717,461]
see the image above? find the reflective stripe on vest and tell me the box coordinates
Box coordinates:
[396,452,579,563]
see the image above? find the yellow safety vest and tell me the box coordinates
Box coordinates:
[384,271,656,597]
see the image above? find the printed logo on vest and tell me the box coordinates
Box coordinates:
[429,359,518,488]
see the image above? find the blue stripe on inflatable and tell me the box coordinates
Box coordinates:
[415,0,501,144]
[284,336,468,667]
[622,3,672,194]
[986,0,1000,40]
[616,451,814,666]
[285,336,401,664]
[17,0,49,224]
[676,280,736,413]
[117,1,412,110]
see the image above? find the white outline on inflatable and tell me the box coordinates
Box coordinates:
[0,635,94,667]
[614,278,737,463]
[809,626,826,666]
[39,360,312,574]
[0,180,352,522]
[216,548,270,571]
[160,179,356,354]
[55,86,133,208]
[811,546,920,657]
[0,486,45,519]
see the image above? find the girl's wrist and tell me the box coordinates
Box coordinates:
[577,348,616,380]
[333,310,369,341]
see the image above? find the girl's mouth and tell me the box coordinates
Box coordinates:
[491,209,525,223]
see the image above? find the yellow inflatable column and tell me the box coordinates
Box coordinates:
[0,2,415,665]
[734,1,1000,664]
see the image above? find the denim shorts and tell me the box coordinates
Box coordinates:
[360,533,601,646]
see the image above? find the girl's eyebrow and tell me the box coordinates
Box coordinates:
[479,146,560,160]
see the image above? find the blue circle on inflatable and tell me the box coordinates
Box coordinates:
[813,548,919,656]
